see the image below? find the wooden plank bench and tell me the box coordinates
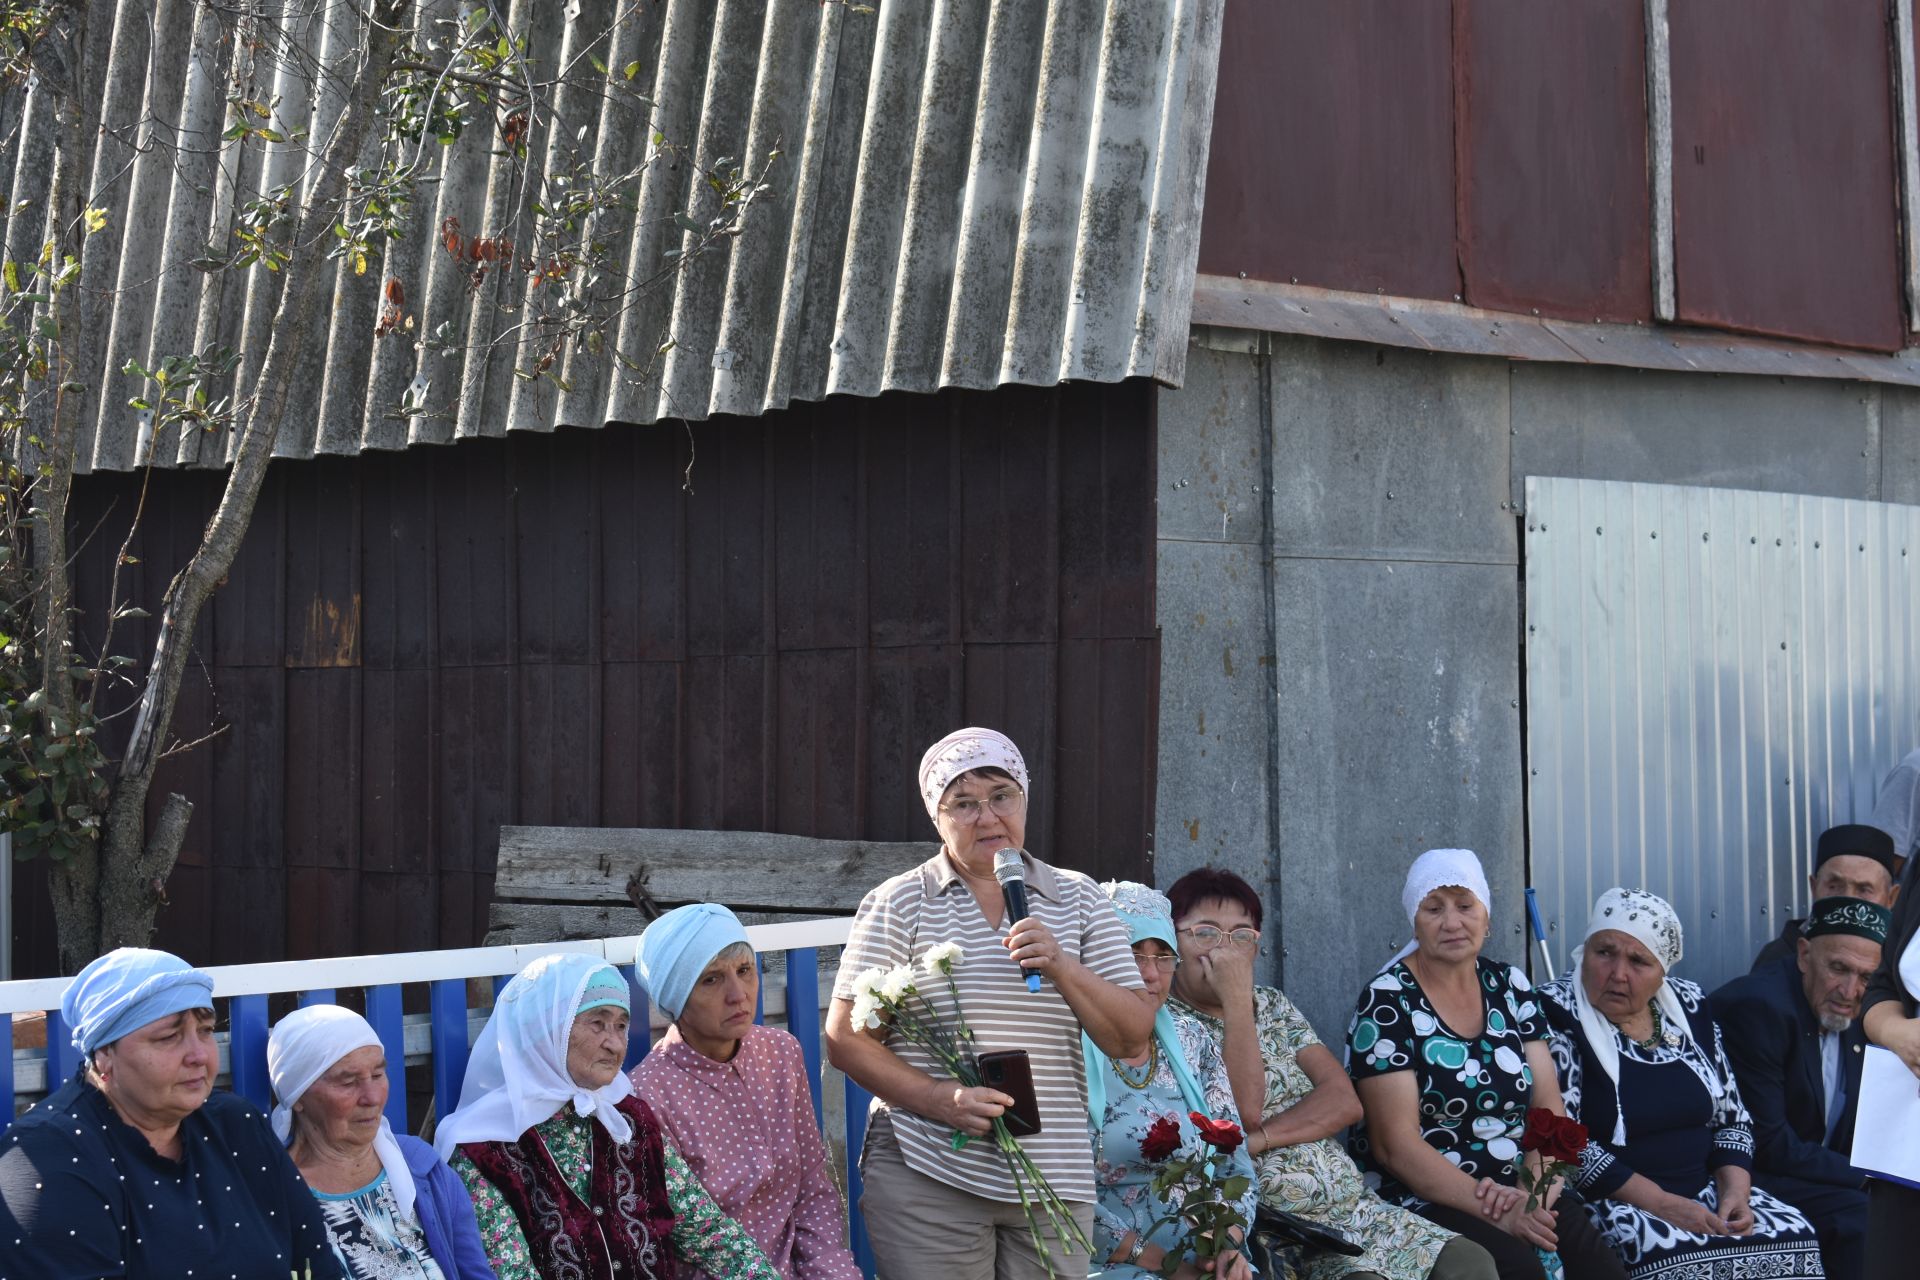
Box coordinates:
[486,826,938,943]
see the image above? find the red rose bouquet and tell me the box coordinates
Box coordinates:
[1136,1111,1252,1277]
[1517,1107,1588,1211]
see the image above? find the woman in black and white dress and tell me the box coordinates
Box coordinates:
[1537,889,1826,1279]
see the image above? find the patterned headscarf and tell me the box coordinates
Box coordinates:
[1571,888,1708,1143]
[917,727,1030,822]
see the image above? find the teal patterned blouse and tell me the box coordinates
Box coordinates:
[450,1108,783,1280]
[1344,956,1546,1206]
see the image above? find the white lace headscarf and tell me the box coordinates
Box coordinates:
[1383,848,1492,970]
[269,1005,417,1220]
[432,953,636,1161]
[1570,887,1714,1143]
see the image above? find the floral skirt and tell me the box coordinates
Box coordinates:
[1582,1183,1824,1279]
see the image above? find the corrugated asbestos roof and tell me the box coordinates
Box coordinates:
[3,0,1222,474]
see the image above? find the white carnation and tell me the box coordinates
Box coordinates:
[876,963,916,1002]
[920,941,966,976]
[849,989,885,1030]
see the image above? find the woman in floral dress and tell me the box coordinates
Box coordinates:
[433,951,784,1280]
[1086,881,1257,1280]
[1165,867,1494,1280]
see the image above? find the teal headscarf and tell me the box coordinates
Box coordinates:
[637,903,751,1018]
[62,947,214,1055]
[1083,881,1211,1127]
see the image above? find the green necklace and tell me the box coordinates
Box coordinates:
[1633,1001,1666,1051]
[1111,1039,1159,1089]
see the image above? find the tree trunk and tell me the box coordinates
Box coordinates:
[46,1,412,970]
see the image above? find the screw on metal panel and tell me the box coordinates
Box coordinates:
[1455,294,1463,303]
[1529,625,1537,633]
[1815,541,1821,549]
[1390,316,1400,324]
[1762,906,1770,914]
[1539,523,1547,531]
[1710,909,1718,919]
[1860,544,1866,551]
[1776,538,1783,546]
[1239,271,1248,279]
[1702,532,1709,542]
[1781,641,1788,649]
[1300,306,1310,314]
[1650,530,1658,539]
[1511,699,1519,707]
[1596,527,1604,535]
[1531,768,1538,775]
[1532,308,1540,316]
[1291,277,1299,284]
[1387,491,1395,499]
[1750,536,1757,544]
[1597,335,1606,343]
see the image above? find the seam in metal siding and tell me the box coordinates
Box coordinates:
[2,0,1222,475]
[1523,476,1920,993]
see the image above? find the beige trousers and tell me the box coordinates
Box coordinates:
[858,1113,1096,1280]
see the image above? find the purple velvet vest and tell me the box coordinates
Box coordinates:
[462,1094,678,1280]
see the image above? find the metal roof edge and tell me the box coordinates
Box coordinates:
[1191,275,1920,389]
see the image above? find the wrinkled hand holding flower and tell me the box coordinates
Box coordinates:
[1137,1112,1252,1279]
[1517,1107,1587,1212]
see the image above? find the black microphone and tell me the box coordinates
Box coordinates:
[993,847,1044,993]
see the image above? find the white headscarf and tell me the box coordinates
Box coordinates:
[917,727,1030,822]
[432,953,637,1161]
[1383,848,1492,970]
[1569,887,1709,1144]
[268,1005,417,1220]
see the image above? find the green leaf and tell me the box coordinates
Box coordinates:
[2,259,17,292]
[672,213,702,234]
[624,61,642,80]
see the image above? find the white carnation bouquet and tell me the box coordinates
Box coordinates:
[849,941,1091,1278]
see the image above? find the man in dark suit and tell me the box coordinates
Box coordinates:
[1713,896,1890,1280]
[1751,823,1900,970]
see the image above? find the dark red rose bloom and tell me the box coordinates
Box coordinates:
[1519,1107,1588,1163]
[1139,1114,1182,1162]
[1189,1111,1245,1155]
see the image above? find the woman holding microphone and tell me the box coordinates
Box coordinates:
[826,727,1154,1280]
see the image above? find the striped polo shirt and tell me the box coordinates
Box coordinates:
[832,850,1141,1204]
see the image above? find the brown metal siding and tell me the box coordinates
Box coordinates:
[1197,0,1459,301]
[1669,3,1905,351]
[1454,1,1653,323]
[14,383,1159,977]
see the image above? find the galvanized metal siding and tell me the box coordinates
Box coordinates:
[1523,476,1920,992]
[10,380,1158,977]
[0,0,1221,475]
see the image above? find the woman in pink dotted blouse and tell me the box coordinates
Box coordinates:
[633,902,861,1280]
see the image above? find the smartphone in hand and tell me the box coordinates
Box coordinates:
[976,1049,1042,1136]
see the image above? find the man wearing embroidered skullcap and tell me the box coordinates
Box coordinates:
[1712,895,1890,1278]
[1751,823,1900,970]
[0,947,348,1279]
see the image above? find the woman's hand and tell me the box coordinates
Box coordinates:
[1654,1193,1729,1237]
[1473,1176,1522,1219]
[1200,1251,1253,1280]
[1004,917,1066,976]
[929,1084,1013,1137]
[1713,1166,1755,1235]
[1196,944,1256,1011]
[1492,1194,1558,1249]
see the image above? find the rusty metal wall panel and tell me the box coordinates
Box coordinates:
[1455,1,1652,323]
[1668,3,1905,351]
[10,381,1158,977]
[0,0,1220,475]
[1523,476,1920,996]
[1197,0,1457,301]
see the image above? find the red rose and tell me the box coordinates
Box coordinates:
[1519,1107,1588,1163]
[1139,1114,1182,1162]
[1189,1110,1245,1155]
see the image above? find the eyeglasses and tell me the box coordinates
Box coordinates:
[1131,949,1180,972]
[939,787,1025,825]
[1178,925,1261,951]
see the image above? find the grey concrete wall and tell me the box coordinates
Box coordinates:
[1157,332,1920,1044]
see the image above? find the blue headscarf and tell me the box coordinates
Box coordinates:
[1083,882,1210,1127]
[637,903,751,1018]
[62,947,215,1056]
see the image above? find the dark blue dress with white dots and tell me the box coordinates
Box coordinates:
[0,1075,346,1280]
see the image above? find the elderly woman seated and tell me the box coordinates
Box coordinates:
[1164,867,1493,1280]
[1084,881,1256,1280]
[630,903,860,1279]
[0,947,345,1279]
[434,951,785,1280]
[1536,888,1825,1279]
[269,1004,495,1279]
